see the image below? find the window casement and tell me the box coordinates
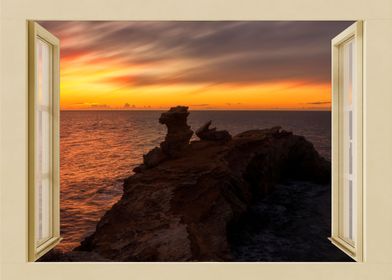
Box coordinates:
[330,21,363,262]
[28,21,61,261]
[25,20,364,262]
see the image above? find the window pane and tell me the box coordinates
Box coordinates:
[35,38,52,244]
[340,38,356,244]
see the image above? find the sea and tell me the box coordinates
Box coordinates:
[57,110,331,252]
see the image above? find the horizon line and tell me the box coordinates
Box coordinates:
[60,108,332,112]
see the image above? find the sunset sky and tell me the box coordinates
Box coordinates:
[39,21,352,111]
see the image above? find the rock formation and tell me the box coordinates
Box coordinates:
[229,181,352,262]
[142,147,166,169]
[196,120,232,142]
[159,106,193,157]
[38,249,109,262]
[75,110,330,261]
[139,106,193,171]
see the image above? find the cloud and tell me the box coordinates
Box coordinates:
[191,104,209,107]
[39,21,354,86]
[123,103,136,109]
[89,103,111,109]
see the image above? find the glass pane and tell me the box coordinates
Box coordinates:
[340,38,356,244]
[35,38,52,244]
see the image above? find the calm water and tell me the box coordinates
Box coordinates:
[58,110,331,252]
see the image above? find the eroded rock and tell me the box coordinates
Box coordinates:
[159,106,193,157]
[76,124,330,261]
[143,147,166,168]
[140,106,193,169]
[196,120,232,142]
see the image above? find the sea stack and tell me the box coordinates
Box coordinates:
[141,106,193,169]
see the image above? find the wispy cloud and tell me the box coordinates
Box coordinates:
[38,21,352,110]
[40,21,353,86]
[191,104,210,107]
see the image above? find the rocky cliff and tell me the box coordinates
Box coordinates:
[72,106,330,261]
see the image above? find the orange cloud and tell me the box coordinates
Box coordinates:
[36,21,351,111]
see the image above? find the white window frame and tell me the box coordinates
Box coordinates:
[28,21,61,261]
[330,21,363,262]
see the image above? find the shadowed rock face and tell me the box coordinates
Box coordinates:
[159,106,193,157]
[229,181,352,262]
[141,106,193,170]
[75,108,331,261]
[142,147,166,169]
[196,120,232,142]
[38,249,110,262]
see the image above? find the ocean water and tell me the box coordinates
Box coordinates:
[58,110,331,252]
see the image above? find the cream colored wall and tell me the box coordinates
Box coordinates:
[363,19,392,263]
[1,0,392,279]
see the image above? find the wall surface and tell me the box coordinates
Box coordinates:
[1,0,392,279]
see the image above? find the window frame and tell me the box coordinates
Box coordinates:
[25,20,365,262]
[28,21,61,261]
[330,21,363,262]
[1,0,392,277]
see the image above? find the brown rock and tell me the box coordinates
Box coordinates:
[143,147,166,168]
[195,120,232,142]
[38,249,110,262]
[159,106,193,157]
[76,125,330,261]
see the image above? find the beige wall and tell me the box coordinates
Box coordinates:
[1,0,392,279]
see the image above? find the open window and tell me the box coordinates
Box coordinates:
[26,20,364,262]
[28,22,61,261]
[330,21,363,261]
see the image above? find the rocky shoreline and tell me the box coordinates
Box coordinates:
[230,181,352,262]
[40,106,349,262]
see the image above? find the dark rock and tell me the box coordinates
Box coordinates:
[132,165,146,173]
[38,249,110,262]
[229,181,353,262]
[230,128,330,195]
[143,147,166,168]
[196,120,232,142]
[159,106,193,157]
[76,124,331,261]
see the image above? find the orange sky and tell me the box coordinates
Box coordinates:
[40,21,352,110]
[60,53,331,110]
